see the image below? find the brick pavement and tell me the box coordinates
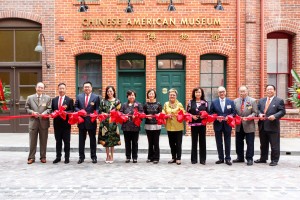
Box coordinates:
[0,152,299,200]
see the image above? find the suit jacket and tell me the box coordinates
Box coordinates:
[51,95,74,130]
[25,94,52,129]
[74,93,100,130]
[210,98,236,132]
[234,96,258,133]
[257,96,286,133]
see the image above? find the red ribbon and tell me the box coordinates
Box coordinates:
[98,113,109,122]
[132,108,146,127]
[50,106,66,120]
[155,113,168,125]
[67,109,86,125]
[177,110,192,123]
[110,110,128,124]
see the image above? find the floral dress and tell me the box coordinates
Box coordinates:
[98,99,121,147]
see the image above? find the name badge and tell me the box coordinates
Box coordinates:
[247,106,252,110]
[42,103,46,106]
[227,105,231,109]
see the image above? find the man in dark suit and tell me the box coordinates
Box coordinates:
[75,81,100,164]
[25,82,51,164]
[51,83,74,164]
[210,86,236,166]
[255,84,286,166]
[233,86,258,166]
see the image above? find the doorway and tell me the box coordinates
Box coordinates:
[0,67,42,132]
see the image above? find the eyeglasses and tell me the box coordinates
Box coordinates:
[218,91,225,93]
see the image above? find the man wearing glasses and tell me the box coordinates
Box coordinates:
[210,86,236,166]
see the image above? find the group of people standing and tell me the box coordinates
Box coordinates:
[24,81,286,167]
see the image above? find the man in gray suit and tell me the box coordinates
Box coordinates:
[233,86,258,166]
[255,84,286,166]
[25,82,51,164]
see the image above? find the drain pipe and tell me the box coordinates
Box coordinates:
[236,0,241,97]
[260,0,265,97]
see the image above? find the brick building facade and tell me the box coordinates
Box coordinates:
[1,0,300,136]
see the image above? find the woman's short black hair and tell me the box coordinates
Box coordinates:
[126,90,136,98]
[146,89,156,99]
[105,86,116,100]
[192,87,206,101]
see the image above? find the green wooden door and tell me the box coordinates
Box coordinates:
[118,72,146,133]
[156,71,186,134]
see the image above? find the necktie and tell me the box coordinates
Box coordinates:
[37,96,40,105]
[264,98,271,114]
[221,99,225,112]
[58,96,62,109]
[241,99,245,112]
[85,95,89,108]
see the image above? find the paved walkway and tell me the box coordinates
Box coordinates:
[0,133,300,155]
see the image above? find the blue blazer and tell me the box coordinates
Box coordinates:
[75,93,100,130]
[210,98,236,132]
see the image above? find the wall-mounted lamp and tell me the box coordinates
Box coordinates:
[215,0,224,11]
[125,0,133,13]
[34,33,51,69]
[79,0,88,12]
[168,0,176,11]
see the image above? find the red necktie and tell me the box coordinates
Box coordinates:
[58,96,62,109]
[264,98,271,114]
[85,95,89,107]
[241,99,245,112]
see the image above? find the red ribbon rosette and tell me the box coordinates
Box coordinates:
[226,115,235,128]
[132,109,146,127]
[199,111,209,125]
[208,114,218,123]
[90,111,98,123]
[68,109,86,125]
[51,107,67,119]
[155,113,167,125]
[177,110,192,123]
[235,115,242,126]
[98,113,109,122]
[110,110,128,124]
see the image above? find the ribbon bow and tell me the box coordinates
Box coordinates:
[110,110,128,124]
[68,109,86,125]
[177,110,192,123]
[132,108,146,127]
[155,113,168,125]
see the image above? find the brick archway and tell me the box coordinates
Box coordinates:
[0,11,42,23]
[153,41,189,56]
[111,42,148,56]
[71,42,106,56]
[197,42,233,57]
[265,19,298,35]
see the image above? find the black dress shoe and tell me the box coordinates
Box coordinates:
[53,158,61,164]
[146,159,153,163]
[269,161,278,166]
[77,159,84,164]
[133,159,137,163]
[247,160,253,166]
[215,160,224,164]
[254,159,267,163]
[153,161,159,164]
[233,159,244,163]
[225,160,232,166]
[168,159,176,164]
[92,159,97,164]
[200,161,206,165]
[64,159,69,164]
[125,159,130,163]
[191,161,197,164]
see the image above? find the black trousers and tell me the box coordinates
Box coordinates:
[259,129,280,162]
[124,131,139,160]
[146,129,161,161]
[167,131,183,160]
[79,128,97,160]
[191,126,206,163]
[215,128,231,161]
[54,127,71,159]
[235,124,255,161]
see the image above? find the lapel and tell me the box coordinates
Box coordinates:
[215,99,223,113]
[33,95,39,106]
[266,97,276,114]
[236,98,242,114]
[261,97,267,113]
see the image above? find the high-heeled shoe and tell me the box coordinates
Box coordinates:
[176,160,181,165]
[168,159,176,164]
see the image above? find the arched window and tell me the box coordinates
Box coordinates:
[267,31,293,105]
[76,53,102,95]
[200,54,226,103]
